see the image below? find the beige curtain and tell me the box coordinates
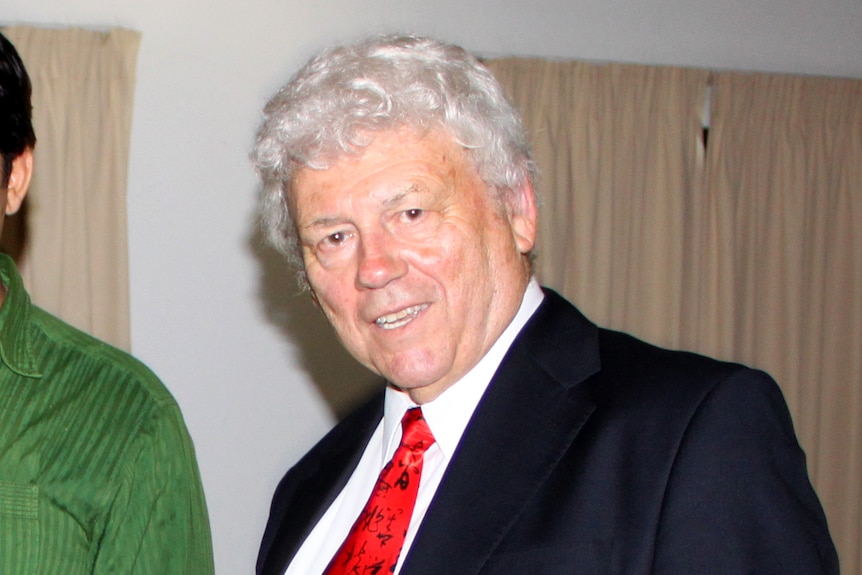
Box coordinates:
[485,58,709,349]
[2,27,140,350]
[699,72,862,573]
[487,58,861,573]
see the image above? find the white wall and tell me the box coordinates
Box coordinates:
[3,1,861,573]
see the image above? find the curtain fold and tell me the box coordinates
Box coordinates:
[487,57,861,573]
[2,27,140,350]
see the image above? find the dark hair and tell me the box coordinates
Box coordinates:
[0,31,37,188]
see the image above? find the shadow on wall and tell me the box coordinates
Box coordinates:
[248,220,384,420]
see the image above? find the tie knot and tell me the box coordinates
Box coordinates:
[400,407,435,453]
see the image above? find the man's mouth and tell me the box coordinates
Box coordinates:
[374,304,429,330]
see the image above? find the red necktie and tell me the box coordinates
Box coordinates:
[324,407,435,575]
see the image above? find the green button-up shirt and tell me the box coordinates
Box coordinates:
[0,254,214,574]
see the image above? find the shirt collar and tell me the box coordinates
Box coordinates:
[0,253,42,378]
[383,279,544,463]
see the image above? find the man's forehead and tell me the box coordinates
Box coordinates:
[300,125,462,167]
[295,130,465,182]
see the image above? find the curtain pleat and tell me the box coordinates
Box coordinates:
[2,27,140,350]
[487,58,861,573]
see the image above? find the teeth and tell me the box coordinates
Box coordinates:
[375,304,428,330]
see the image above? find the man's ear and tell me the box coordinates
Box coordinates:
[5,148,33,215]
[503,182,538,255]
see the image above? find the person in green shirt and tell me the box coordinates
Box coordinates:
[0,31,214,574]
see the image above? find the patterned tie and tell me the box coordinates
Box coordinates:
[324,407,435,575]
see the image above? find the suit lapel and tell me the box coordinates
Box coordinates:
[401,290,601,574]
[258,394,384,575]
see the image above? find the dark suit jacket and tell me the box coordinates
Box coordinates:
[258,289,838,574]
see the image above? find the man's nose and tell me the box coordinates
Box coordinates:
[355,231,407,289]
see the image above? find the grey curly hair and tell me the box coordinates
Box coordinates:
[251,33,535,279]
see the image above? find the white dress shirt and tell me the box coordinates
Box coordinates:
[285,279,544,575]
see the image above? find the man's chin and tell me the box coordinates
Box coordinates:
[385,375,457,404]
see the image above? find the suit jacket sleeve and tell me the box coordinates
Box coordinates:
[652,368,838,574]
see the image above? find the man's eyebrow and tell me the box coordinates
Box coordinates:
[381,184,425,207]
[303,184,430,228]
[304,216,344,229]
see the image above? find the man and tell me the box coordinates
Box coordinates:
[0,32,214,574]
[253,34,838,574]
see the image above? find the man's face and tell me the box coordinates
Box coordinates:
[291,128,536,404]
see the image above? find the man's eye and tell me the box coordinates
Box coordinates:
[403,208,423,221]
[322,231,347,246]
